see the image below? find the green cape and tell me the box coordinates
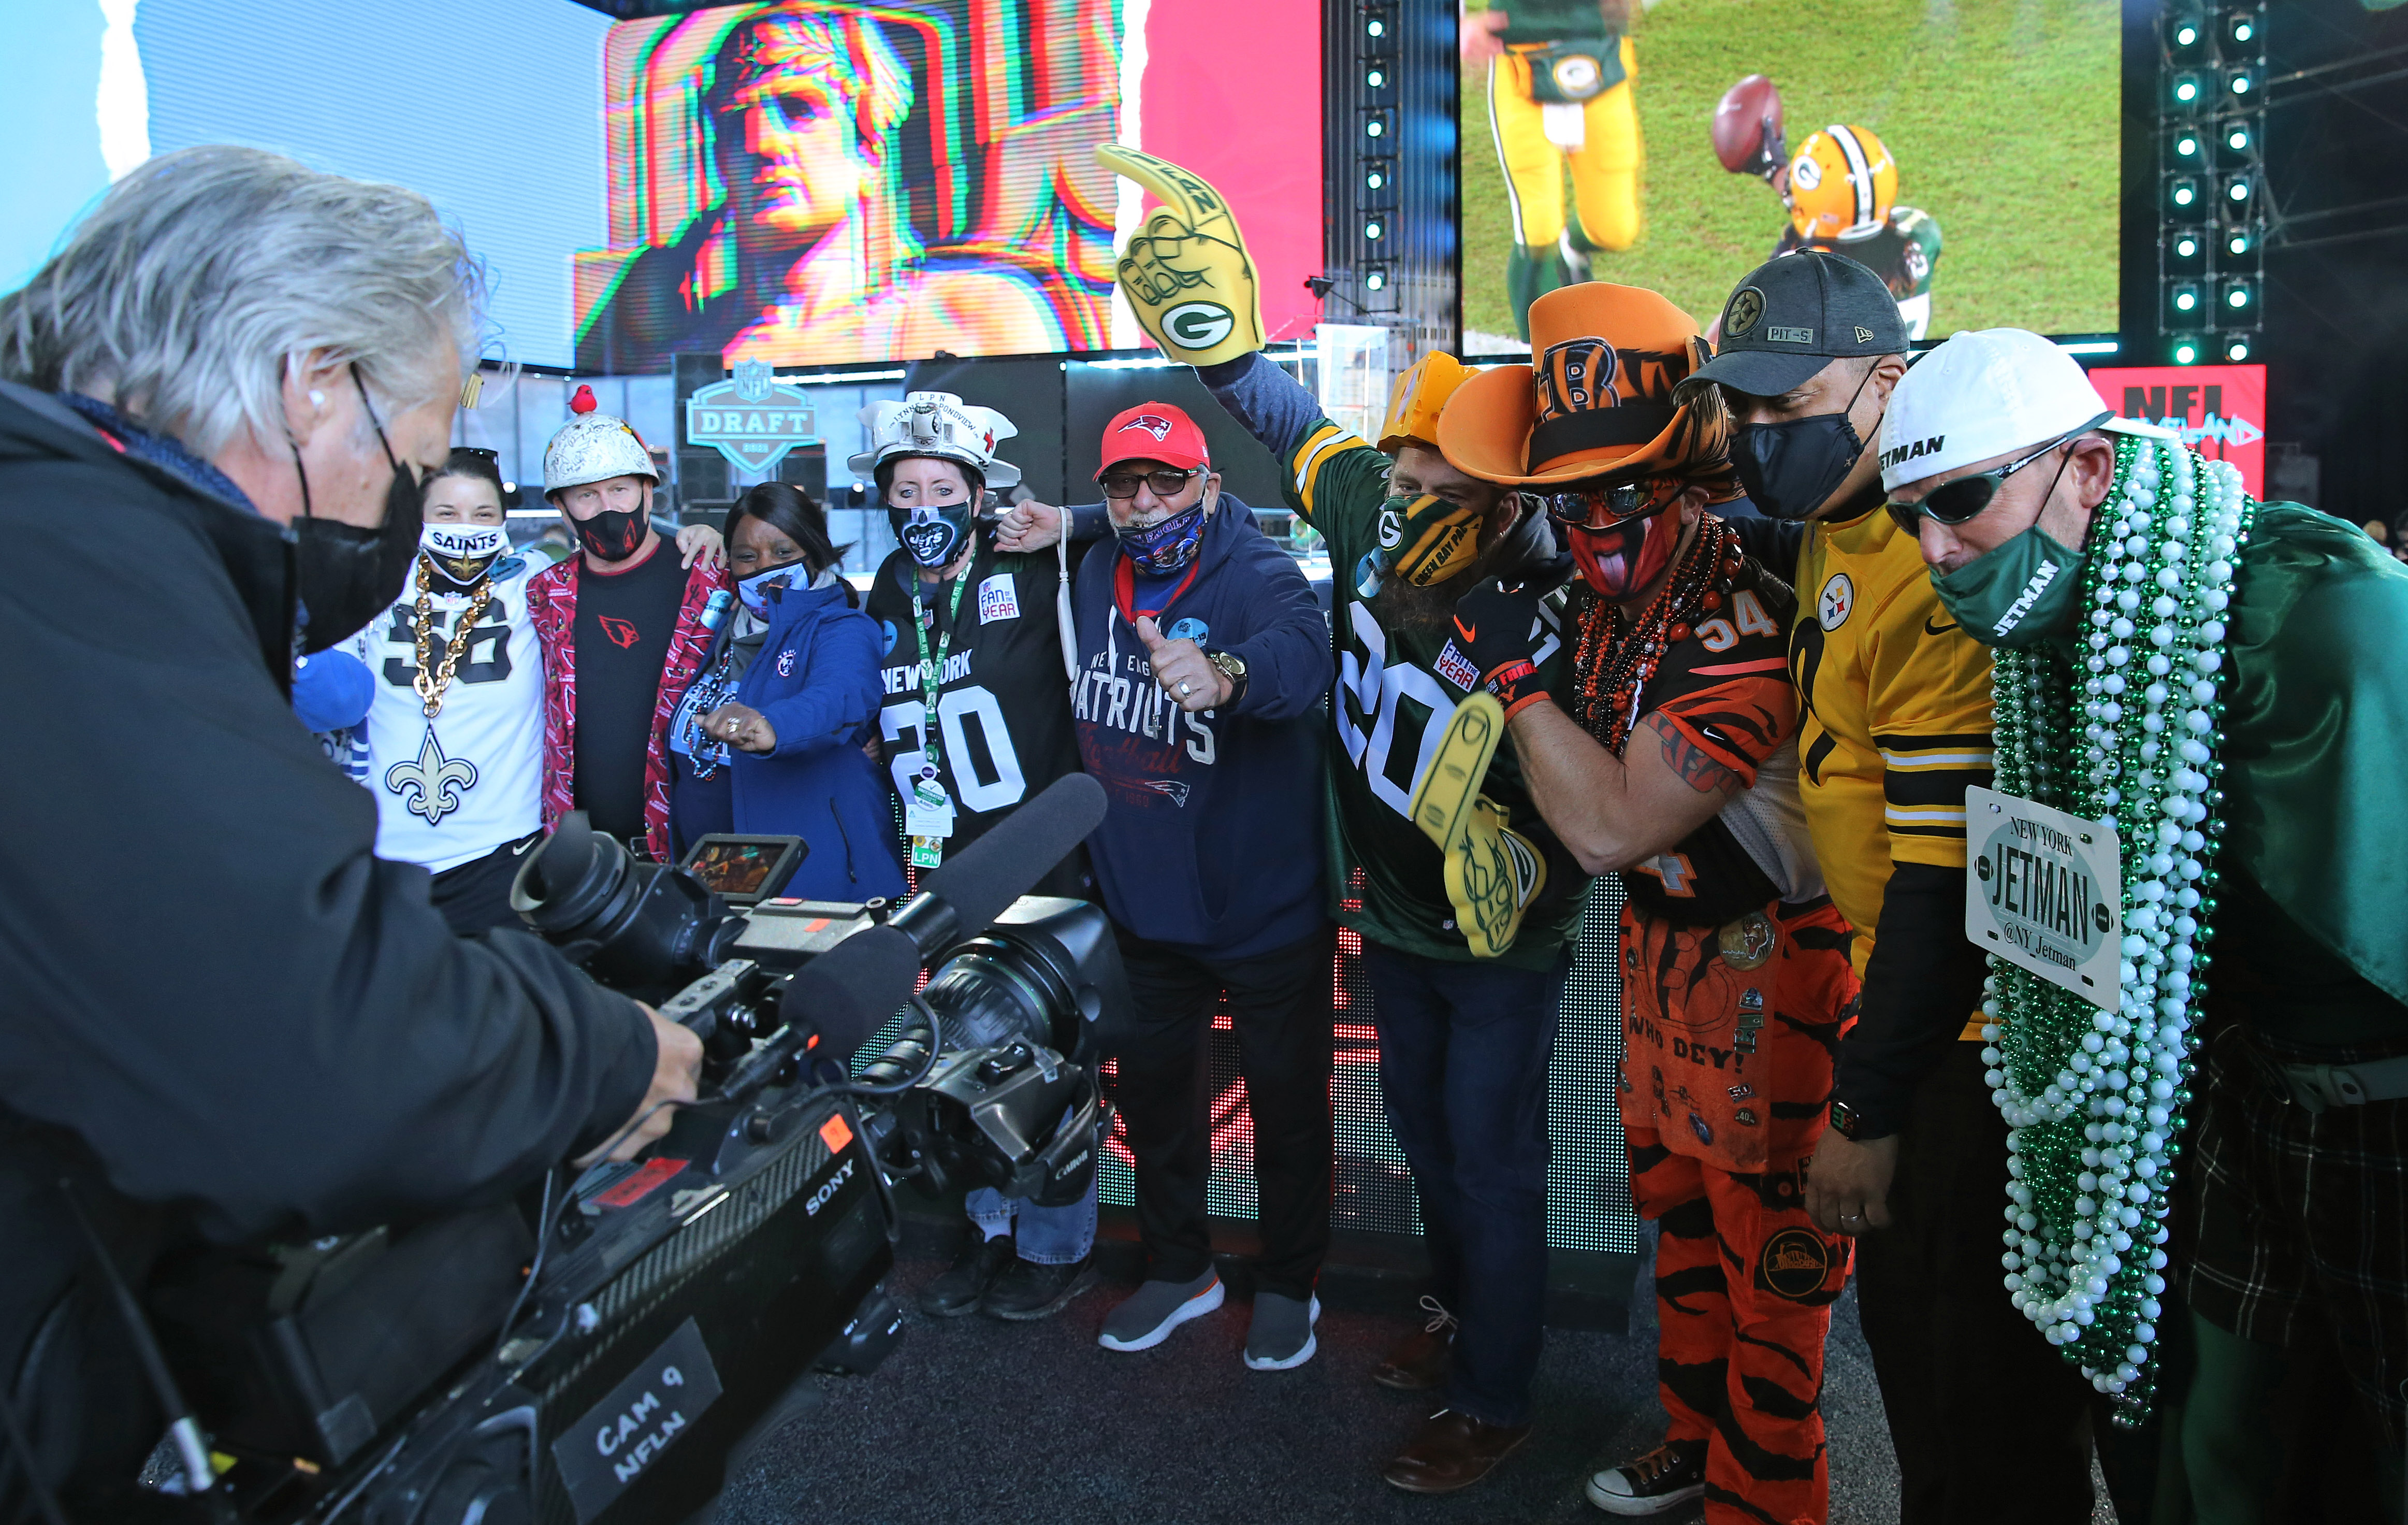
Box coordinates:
[2222,502,2408,1005]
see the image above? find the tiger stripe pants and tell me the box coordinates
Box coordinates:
[1623,898,1858,1525]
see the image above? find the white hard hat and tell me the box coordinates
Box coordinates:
[544,385,659,496]
[1878,329,2139,492]
[848,391,1021,490]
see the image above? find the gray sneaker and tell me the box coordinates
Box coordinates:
[1243,1290,1322,1370]
[1096,1270,1224,1351]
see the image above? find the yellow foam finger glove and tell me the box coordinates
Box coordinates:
[1094,145,1266,368]
[1409,692,1550,958]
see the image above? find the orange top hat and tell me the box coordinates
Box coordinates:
[1438,283,1733,491]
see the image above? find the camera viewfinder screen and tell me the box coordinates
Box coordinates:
[686,839,796,900]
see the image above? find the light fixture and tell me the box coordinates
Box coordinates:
[2225,279,2253,310]
[2172,73,2203,105]
[1364,265,1389,292]
[1366,64,1387,89]
[2174,18,2201,46]
[2227,68,2254,95]
[2171,177,2200,208]
[2226,229,2251,256]
[2171,336,2202,365]
[1363,110,1391,140]
[2225,338,2252,362]
[2227,10,2258,45]
[2174,132,2201,159]
[2227,175,2252,203]
[1364,10,1388,38]
[2174,233,2202,258]
[2225,125,2251,153]
[1363,218,1385,241]
[1363,160,1392,192]
[2172,284,2201,313]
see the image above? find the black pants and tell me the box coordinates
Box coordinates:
[1853,1041,2102,1523]
[1107,923,1335,1299]
[430,831,543,936]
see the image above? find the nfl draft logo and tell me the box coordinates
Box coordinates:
[686,364,820,473]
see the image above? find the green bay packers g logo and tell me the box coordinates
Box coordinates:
[1164,301,1235,350]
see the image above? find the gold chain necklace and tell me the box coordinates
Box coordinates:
[411,556,495,718]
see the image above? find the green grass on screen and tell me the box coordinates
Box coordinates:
[1459,0,2122,346]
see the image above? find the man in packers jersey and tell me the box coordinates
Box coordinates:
[1711,81,1943,341]
[1466,0,1644,339]
[854,391,1101,1325]
[1434,282,1856,1524]
[1689,252,2105,1522]
[1095,145,1580,1493]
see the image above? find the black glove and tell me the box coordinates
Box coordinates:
[1435,556,1572,720]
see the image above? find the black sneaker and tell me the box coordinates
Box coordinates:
[918,1234,1016,1318]
[984,1253,1099,1322]
[1584,1438,1707,1516]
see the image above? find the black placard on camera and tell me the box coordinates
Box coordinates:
[548,1315,724,1522]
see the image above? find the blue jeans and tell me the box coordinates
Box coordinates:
[964,1180,1097,1266]
[1363,939,1569,1429]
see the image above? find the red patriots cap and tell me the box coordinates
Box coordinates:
[1097,402,1209,474]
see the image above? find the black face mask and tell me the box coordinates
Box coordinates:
[1730,365,1878,522]
[572,505,648,563]
[292,367,423,653]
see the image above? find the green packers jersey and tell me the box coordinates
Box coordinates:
[1488,0,1617,45]
[1779,206,1943,301]
[1285,420,1585,968]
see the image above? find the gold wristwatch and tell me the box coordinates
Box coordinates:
[1205,649,1248,707]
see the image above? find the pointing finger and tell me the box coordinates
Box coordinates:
[1095,145,1240,246]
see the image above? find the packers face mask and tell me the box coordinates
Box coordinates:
[1362,492,1484,597]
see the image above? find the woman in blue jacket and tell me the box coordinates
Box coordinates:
[670,483,906,901]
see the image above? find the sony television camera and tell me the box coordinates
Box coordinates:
[138,776,1119,1525]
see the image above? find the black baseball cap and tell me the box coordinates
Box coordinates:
[1690,251,1908,398]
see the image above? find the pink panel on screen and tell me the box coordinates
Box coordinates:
[1139,0,1325,344]
[2088,364,2267,498]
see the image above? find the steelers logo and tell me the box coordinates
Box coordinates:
[1725,286,1765,337]
[1818,572,1855,631]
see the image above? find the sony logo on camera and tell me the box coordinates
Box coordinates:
[804,1157,855,1216]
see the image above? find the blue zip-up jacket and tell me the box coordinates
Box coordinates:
[1071,493,1331,957]
[721,580,907,901]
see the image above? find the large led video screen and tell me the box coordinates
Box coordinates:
[5,0,1324,373]
[1458,0,2121,352]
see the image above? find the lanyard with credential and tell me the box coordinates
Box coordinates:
[906,566,970,868]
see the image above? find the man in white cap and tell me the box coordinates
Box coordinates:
[527,385,731,864]
[1887,328,2408,1515]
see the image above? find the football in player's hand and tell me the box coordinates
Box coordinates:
[1713,74,1785,174]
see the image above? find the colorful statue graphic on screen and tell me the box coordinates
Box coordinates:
[575,0,1116,371]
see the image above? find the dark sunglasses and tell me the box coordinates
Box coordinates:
[1885,412,2111,532]
[1097,467,1200,500]
[1526,481,1661,528]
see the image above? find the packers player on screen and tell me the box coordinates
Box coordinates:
[1713,77,1944,340]
[1466,0,1644,341]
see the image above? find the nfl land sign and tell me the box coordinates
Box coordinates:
[2088,363,2265,497]
[1965,787,2124,1013]
[685,358,820,474]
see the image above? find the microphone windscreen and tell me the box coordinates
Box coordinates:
[778,924,922,1059]
[917,773,1107,934]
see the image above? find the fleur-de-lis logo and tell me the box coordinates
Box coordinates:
[385,728,478,826]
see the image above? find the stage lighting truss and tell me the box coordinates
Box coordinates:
[2157,1,2265,351]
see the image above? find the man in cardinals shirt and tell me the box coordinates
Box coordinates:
[527,388,732,860]
[1065,405,1337,1371]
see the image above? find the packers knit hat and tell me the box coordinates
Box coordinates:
[1690,251,1907,399]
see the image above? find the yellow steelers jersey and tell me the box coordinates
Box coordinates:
[1787,506,1994,983]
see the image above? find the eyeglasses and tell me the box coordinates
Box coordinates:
[1525,481,1662,528]
[1885,413,2110,531]
[1097,467,1200,500]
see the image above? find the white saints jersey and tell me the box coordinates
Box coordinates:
[347,557,545,873]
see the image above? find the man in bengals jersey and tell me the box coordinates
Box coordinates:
[1689,252,2107,1522]
[1432,282,1858,1524]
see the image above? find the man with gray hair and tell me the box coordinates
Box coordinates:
[0,146,700,1519]
[1887,328,2408,1515]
